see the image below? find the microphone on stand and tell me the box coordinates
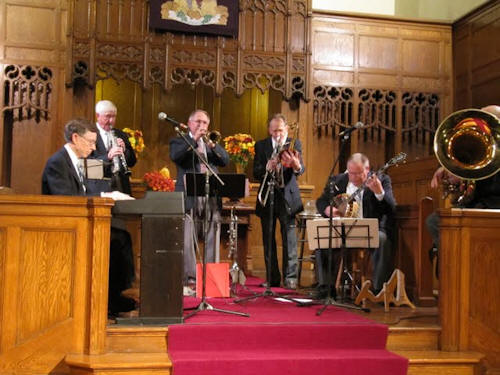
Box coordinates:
[339,122,367,137]
[158,112,181,126]
[158,112,188,132]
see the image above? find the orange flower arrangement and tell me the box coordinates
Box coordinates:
[143,167,175,192]
[223,133,255,169]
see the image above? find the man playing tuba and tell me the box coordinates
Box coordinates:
[427,105,500,271]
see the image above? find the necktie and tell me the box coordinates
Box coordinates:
[197,139,207,173]
[77,159,87,193]
[106,131,113,150]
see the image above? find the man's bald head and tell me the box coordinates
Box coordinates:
[481,105,500,118]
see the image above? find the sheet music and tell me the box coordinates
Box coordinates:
[306,217,379,249]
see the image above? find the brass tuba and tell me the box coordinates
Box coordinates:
[433,108,500,203]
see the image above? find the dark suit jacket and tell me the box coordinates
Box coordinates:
[316,172,396,236]
[169,135,230,212]
[88,127,137,194]
[254,137,305,217]
[466,172,500,208]
[42,147,88,196]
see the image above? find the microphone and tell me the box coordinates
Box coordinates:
[339,122,366,137]
[158,112,181,126]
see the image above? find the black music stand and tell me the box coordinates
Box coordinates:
[304,218,378,315]
[184,172,249,319]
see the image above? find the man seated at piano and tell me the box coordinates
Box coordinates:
[41,118,136,318]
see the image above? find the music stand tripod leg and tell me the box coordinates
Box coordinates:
[184,171,249,319]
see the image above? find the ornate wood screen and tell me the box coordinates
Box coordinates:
[69,0,311,101]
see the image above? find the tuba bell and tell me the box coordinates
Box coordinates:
[433,108,500,202]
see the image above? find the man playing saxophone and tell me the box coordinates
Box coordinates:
[254,113,304,290]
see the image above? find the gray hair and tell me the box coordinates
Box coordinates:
[268,113,287,127]
[347,153,369,167]
[95,100,117,114]
[64,118,98,143]
[188,109,210,122]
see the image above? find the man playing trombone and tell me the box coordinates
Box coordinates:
[169,109,229,287]
[254,113,305,289]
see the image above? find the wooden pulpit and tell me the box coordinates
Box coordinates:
[113,192,185,324]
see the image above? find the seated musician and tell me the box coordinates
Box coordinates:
[41,118,136,318]
[315,152,396,297]
[426,105,500,272]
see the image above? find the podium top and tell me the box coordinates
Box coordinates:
[112,191,185,215]
[306,217,379,249]
[185,173,246,198]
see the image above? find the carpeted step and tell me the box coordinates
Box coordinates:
[169,323,389,351]
[170,348,407,375]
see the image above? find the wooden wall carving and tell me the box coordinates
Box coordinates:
[1,64,53,122]
[305,14,452,198]
[453,0,500,109]
[69,0,311,101]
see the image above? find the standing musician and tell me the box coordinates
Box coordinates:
[89,100,137,195]
[169,109,229,286]
[315,153,396,296]
[254,113,305,289]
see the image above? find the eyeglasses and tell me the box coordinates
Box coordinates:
[78,134,97,146]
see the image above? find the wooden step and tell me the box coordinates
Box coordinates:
[387,326,440,351]
[65,352,171,375]
[395,350,484,375]
[104,322,441,353]
[106,326,169,353]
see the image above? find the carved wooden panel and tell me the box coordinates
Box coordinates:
[70,0,311,100]
[1,1,68,64]
[307,14,452,197]
[1,65,53,122]
[453,1,500,109]
[17,229,75,344]
[0,195,113,373]
[440,209,500,373]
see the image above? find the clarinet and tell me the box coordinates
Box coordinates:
[110,130,131,176]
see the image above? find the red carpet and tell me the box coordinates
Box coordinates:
[168,277,408,375]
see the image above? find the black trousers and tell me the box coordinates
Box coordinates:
[108,227,135,313]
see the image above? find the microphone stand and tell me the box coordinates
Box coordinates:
[172,125,248,319]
